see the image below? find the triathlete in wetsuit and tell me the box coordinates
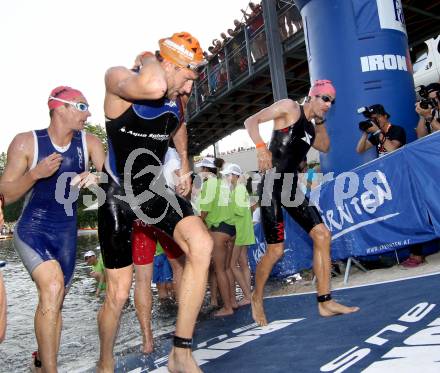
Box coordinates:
[97,32,213,373]
[259,104,322,242]
[0,86,105,370]
[99,96,191,268]
[245,80,359,326]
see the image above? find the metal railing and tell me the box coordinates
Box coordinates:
[187,1,302,120]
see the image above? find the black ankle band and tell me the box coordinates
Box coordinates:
[33,352,42,368]
[35,358,42,368]
[173,335,192,349]
[317,294,332,303]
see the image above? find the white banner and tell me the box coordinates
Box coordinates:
[376,0,407,35]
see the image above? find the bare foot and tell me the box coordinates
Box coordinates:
[251,292,268,326]
[232,301,239,309]
[237,297,251,307]
[214,307,234,317]
[96,358,114,373]
[142,327,154,354]
[168,347,202,373]
[318,300,360,317]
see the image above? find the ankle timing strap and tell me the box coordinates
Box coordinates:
[317,294,332,303]
[32,351,42,368]
[173,335,193,349]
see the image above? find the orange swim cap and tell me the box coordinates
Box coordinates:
[159,32,205,69]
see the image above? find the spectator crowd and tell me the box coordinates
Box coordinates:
[195,1,302,103]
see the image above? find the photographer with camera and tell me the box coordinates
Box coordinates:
[415,82,440,138]
[356,104,406,157]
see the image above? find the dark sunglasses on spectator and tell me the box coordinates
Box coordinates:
[316,95,335,105]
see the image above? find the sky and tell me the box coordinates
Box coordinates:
[0,0,273,155]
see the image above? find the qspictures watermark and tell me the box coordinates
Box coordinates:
[54,149,394,228]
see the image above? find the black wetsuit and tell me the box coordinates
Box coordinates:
[259,106,323,244]
[98,99,193,269]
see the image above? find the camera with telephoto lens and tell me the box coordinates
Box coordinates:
[358,120,375,132]
[357,106,376,132]
[417,85,438,110]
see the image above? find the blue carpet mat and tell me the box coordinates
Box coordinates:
[115,272,440,372]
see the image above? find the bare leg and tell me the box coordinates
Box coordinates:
[225,238,238,309]
[167,216,213,373]
[55,290,65,358]
[230,245,251,306]
[209,264,218,307]
[309,224,360,316]
[165,282,174,299]
[211,231,234,317]
[32,260,65,373]
[168,255,184,302]
[240,246,252,293]
[134,263,154,354]
[251,243,284,326]
[97,265,133,373]
[157,283,168,300]
[235,246,252,306]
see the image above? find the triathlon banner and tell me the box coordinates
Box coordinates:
[248,133,440,278]
[403,133,440,237]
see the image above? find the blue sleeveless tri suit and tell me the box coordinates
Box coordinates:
[14,129,87,287]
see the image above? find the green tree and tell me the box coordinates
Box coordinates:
[3,199,24,223]
[80,123,107,227]
[0,152,6,174]
[1,151,24,223]
[85,123,107,152]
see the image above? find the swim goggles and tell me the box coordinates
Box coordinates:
[48,96,89,112]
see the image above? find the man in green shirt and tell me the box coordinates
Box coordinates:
[84,250,106,296]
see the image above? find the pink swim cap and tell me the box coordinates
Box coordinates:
[48,86,84,110]
[309,80,336,97]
